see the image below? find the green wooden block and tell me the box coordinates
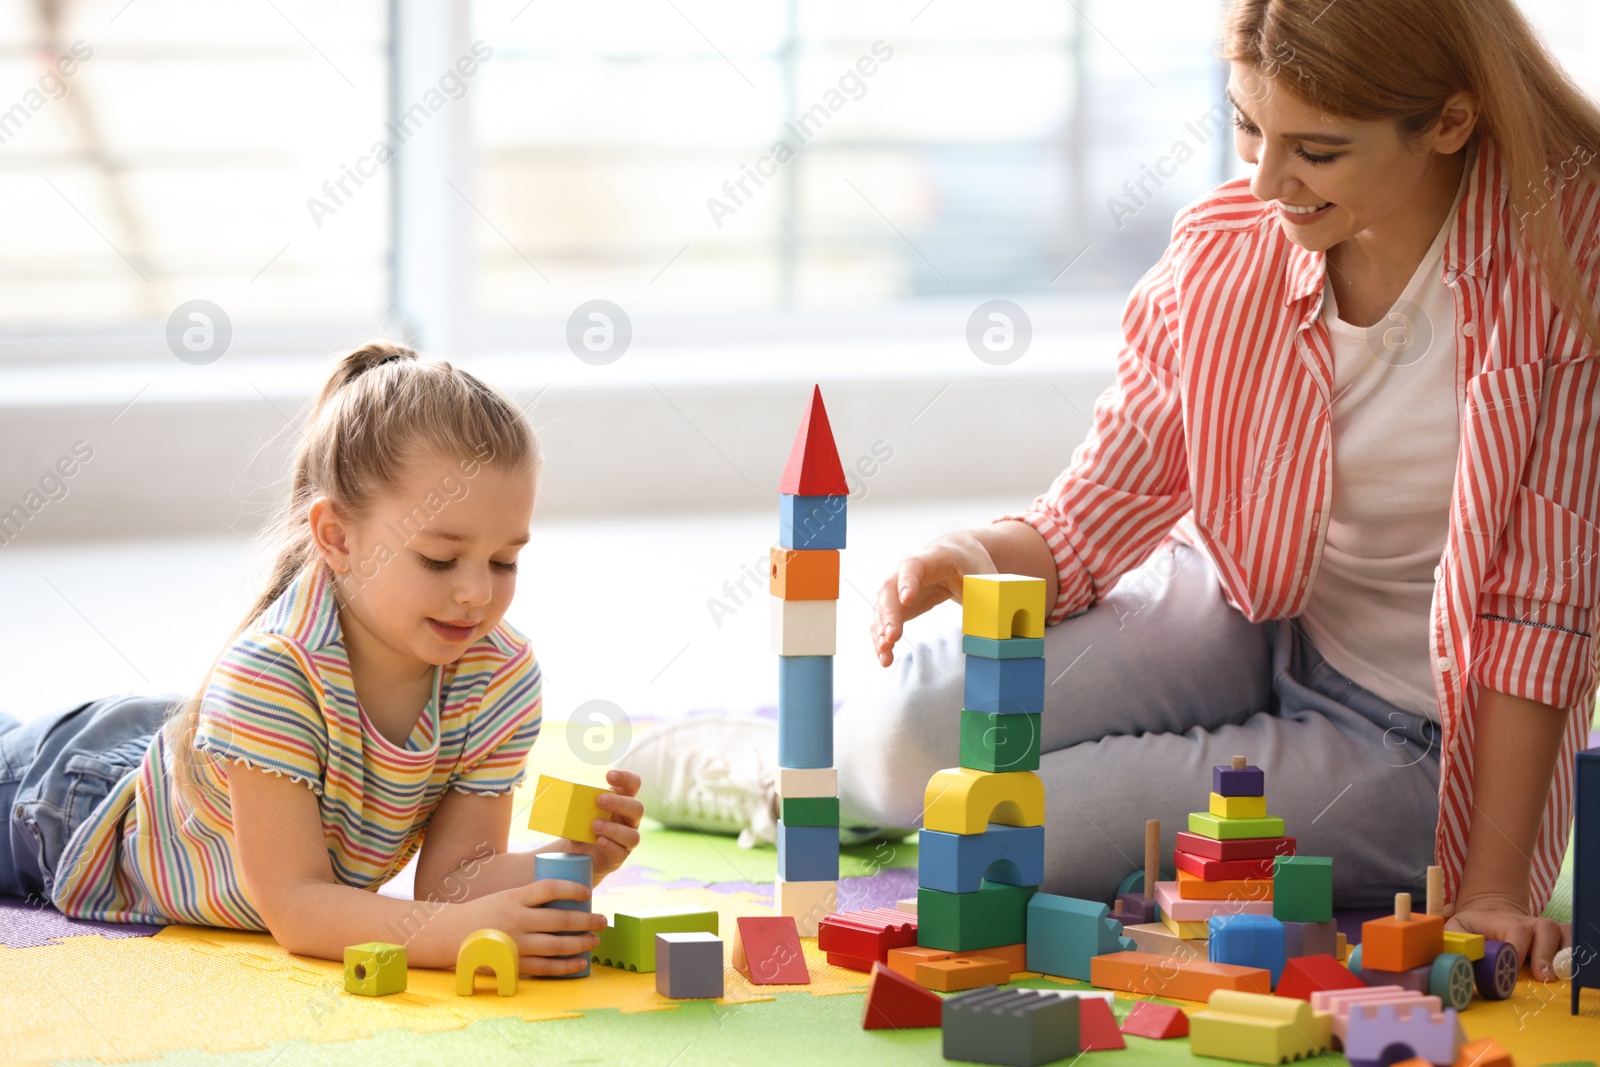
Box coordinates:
[915,879,1038,951]
[780,795,840,826]
[595,908,719,973]
[962,634,1046,660]
[1187,812,1286,841]
[960,710,1042,772]
[1273,855,1333,923]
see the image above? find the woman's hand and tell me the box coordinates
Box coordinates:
[871,529,998,667]
[1447,893,1570,981]
[468,878,608,977]
[560,768,644,883]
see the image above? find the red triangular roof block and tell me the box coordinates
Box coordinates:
[779,385,849,496]
[1078,996,1126,1051]
[731,916,810,985]
[1275,954,1367,1001]
[1119,1000,1189,1040]
[862,961,943,1030]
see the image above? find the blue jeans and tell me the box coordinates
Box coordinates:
[0,694,177,903]
[835,540,1443,908]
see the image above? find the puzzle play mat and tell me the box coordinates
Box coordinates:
[3,721,1599,1067]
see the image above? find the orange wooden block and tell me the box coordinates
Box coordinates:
[915,954,1010,992]
[886,942,1026,981]
[1090,950,1272,1002]
[1361,912,1444,973]
[1453,1037,1511,1067]
[1176,869,1274,901]
[770,547,840,600]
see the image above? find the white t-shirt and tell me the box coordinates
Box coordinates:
[1298,159,1470,722]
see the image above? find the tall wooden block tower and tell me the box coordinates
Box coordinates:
[916,574,1049,952]
[771,385,848,936]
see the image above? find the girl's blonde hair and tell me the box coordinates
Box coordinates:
[1223,0,1600,353]
[165,341,542,817]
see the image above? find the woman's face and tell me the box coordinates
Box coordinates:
[1227,61,1470,253]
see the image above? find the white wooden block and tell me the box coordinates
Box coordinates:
[769,598,836,656]
[895,897,918,915]
[777,767,838,799]
[774,876,837,937]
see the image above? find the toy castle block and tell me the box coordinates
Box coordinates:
[916,574,1048,961]
[773,386,848,934]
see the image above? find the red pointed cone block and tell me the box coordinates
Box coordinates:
[1119,1000,1189,1040]
[1078,996,1126,1051]
[862,961,943,1030]
[779,385,849,496]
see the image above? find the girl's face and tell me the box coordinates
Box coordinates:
[1226,62,1474,253]
[314,449,536,672]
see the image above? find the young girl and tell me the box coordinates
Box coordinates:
[0,343,644,977]
[631,0,1598,984]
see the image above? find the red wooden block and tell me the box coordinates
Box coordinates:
[826,951,876,972]
[1119,1000,1190,1040]
[1173,848,1278,881]
[862,961,943,1030]
[817,907,919,965]
[1175,832,1296,862]
[1078,996,1126,1051]
[1276,953,1368,1001]
[779,385,849,496]
[732,916,810,985]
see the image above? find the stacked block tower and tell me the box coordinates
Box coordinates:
[916,574,1049,953]
[770,385,848,936]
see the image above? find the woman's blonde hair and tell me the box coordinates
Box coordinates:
[1223,0,1600,353]
[164,341,542,816]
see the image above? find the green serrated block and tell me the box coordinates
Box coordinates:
[1187,812,1286,840]
[1273,855,1334,923]
[780,795,840,826]
[915,879,1038,951]
[594,908,719,973]
[959,710,1042,772]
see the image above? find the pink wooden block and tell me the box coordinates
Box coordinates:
[1153,880,1275,922]
[1310,986,1441,1045]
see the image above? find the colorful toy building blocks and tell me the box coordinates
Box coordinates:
[777,765,837,797]
[1361,893,1444,973]
[1175,850,1278,880]
[1209,914,1287,986]
[1214,756,1265,796]
[594,908,719,973]
[1272,855,1333,923]
[1473,939,1518,1001]
[779,493,847,550]
[1178,869,1273,900]
[1189,990,1332,1064]
[780,795,839,826]
[1275,953,1367,1001]
[777,821,839,882]
[1114,818,1162,926]
[1280,919,1337,960]
[923,767,1046,834]
[1311,986,1442,1044]
[655,932,723,999]
[963,634,1046,659]
[1440,930,1484,961]
[887,944,1026,981]
[942,987,1080,1067]
[344,942,406,996]
[1090,950,1272,1001]
[527,774,606,844]
[1210,792,1268,819]
[1343,1003,1463,1067]
[963,655,1045,716]
[1120,921,1204,960]
[1077,996,1126,1051]
[455,929,519,996]
[773,876,836,938]
[960,710,1042,772]
[817,907,919,970]
[732,915,810,985]
[863,961,942,1030]
[918,879,1036,952]
[535,851,593,977]
[1188,812,1287,840]
[778,385,850,496]
[919,823,1045,894]
[770,598,837,655]
[1177,831,1296,862]
[962,575,1048,641]
[917,954,1010,992]
[1024,893,1136,981]
[1154,880,1274,922]
[1119,1000,1190,1039]
[777,655,832,766]
[769,546,839,599]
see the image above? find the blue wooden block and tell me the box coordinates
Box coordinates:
[1025,893,1136,981]
[779,493,847,550]
[1213,762,1265,796]
[778,655,832,769]
[1208,913,1286,986]
[777,821,839,881]
[918,823,1045,894]
[656,932,724,999]
[535,851,593,977]
[961,634,1046,660]
[1576,748,1599,1014]
[963,654,1045,716]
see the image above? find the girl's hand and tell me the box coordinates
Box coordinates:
[872,529,998,667]
[471,878,609,977]
[563,768,644,882]
[1447,893,1571,981]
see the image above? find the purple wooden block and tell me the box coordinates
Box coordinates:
[1113,894,1158,926]
[1344,1003,1462,1067]
[1213,763,1265,796]
[656,931,723,999]
[1356,961,1432,993]
[1282,919,1338,959]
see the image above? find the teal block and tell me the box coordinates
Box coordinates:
[1025,893,1137,981]
[962,634,1046,660]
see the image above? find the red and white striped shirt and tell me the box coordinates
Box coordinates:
[1001,133,1599,912]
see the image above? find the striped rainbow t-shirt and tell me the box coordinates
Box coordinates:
[49,560,543,928]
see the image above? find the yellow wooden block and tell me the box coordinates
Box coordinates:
[961,574,1046,640]
[343,941,406,996]
[1160,911,1212,940]
[455,929,519,996]
[528,774,606,844]
[1209,792,1267,819]
[1442,929,1486,961]
[922,767,1045,834]
[1189,990,1331,1064]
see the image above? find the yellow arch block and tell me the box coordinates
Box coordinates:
[923,767,1045,834]
[456,928,519,996]
[962,575,1046,640]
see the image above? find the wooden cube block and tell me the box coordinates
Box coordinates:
[1214,761,1265,796]
[1210,792,1268,819]
[344,942,407,996]
[528,774,606,844]
[779,493,846,550]
[1208,914,1287,986]
[776,766,837,798]
[917,880,1036,951]
[656,932,724,999]
[963,654,1046,716]
[774,876,837,937]
[1273,856,1333,923]
[1362,911,1445,973]
[770,599,836,656]
[769,546,840,599]
[962,575,1047,640]
[777,821,839,882]
[960,710,1041,772]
